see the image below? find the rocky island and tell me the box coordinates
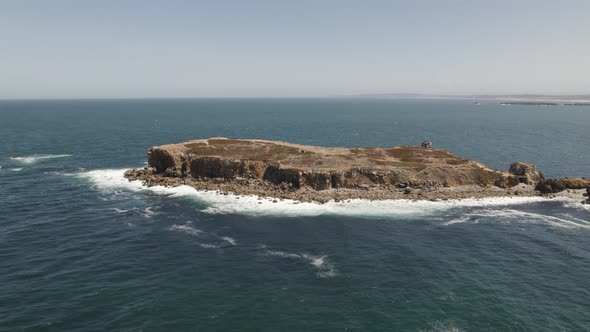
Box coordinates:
[125,138,589,203]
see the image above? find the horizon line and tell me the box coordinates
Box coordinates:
[1,93,590,102]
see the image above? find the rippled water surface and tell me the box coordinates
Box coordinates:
[1,99,589,331]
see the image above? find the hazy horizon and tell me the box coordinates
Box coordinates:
[3,93,590,102]
[2,1,589,99]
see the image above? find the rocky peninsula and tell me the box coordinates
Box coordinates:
[124,138,590,203]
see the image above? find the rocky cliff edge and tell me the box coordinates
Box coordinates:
[124,137,588,203]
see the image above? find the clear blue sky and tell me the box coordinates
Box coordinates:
[1,0,589,98]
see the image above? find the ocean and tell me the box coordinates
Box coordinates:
[1,98,589,331]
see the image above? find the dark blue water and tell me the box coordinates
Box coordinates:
[1,98,589,331]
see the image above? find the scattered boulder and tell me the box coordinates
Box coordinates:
[421,140,432,148]
[508,162,545,185]
[397,181,410,188]
[494,175,520,188]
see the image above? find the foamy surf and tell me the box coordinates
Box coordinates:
[563,202,590,212]
[10,154,71,164]
[78,168,571,218]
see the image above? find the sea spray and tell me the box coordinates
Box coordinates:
[78,168,572,218]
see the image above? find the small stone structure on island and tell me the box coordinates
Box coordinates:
[508,162,545,186]
[421,140,432,148]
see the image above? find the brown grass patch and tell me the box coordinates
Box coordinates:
[446,158,469,165]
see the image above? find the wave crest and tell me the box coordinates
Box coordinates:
[10,154,71,164]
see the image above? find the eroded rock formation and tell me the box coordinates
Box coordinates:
[127,138,518,190]
[124,137,586,202]
[509,162,545,186]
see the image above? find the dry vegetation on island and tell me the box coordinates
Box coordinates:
[125,137,590,203]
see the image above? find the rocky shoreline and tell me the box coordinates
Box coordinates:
[124,138,590,204]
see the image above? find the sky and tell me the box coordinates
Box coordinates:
[1,0,589,98]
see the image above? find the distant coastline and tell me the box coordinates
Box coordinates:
[357,93,590,105]
[3,92,590,104]
[499,101,590,107]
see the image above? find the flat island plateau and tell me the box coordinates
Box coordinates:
[125,137,590,203]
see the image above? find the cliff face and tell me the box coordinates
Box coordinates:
[130,137,526,191]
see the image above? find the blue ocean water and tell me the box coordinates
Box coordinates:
[1,98,589,331]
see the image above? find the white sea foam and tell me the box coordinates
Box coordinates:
[196,193,557,218]
[169,224,204,236]
[202,194,566,218]
[421,320,465,332]
[169,224,229,249]
[78,169,146,191]
[142,207,159,218]
[264,249,337,278]
[443,209,590,229]
[9,168,23,172]
[265,249,301,259]
[10,154,71,164]
[78,168,574,218]
[442,216,473,226]
[560,214,590,225]
[199,243,221,249]
[563,202,590,212]
[221,236,237,245]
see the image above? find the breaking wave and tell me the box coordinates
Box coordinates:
[563,201,590,212]
[10,154,71,164]
[76,168,575,218]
